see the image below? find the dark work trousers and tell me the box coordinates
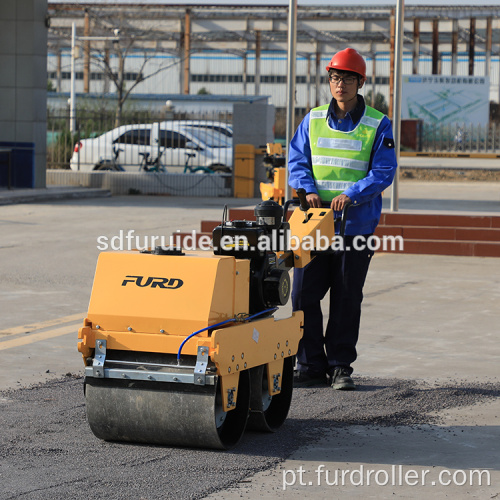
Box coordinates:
[292,235,374,377]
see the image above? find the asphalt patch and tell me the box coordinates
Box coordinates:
[0,375,499,500]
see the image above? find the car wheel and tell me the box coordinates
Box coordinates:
[210,165,231,174]
[95,161,120,171]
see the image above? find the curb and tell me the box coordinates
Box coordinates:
[0,188,111,206]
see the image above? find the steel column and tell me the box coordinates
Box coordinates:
[451,20,458,75]
[315,45,321,108]
[486,17,492,77]
[412,18,420,75]
[183,9,191,95]
[83,11,90,93]
[469,18,476,76]
[432,19,439,75]
[390,0,404,212]
[389,11,395,120]
[255,31,261,96]
[70,22,76,134]
[285,0,297,201]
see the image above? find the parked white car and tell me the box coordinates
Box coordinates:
[70,121,233,173]
[173,120,233,138]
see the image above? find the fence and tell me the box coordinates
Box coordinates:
[47,108,234,197]
[47,108,233,170]
[417,122,500,153]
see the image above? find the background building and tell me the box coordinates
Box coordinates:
[47,2,500,116]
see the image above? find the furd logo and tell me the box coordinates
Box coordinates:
[121,275,184,289]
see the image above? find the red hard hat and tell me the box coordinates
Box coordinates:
[326,48,366,79]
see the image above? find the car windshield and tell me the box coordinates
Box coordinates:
[184,127,231,148]
[188,124,233,137]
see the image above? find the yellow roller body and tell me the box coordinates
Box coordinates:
[83,251,250,338]
[78,249,303,449]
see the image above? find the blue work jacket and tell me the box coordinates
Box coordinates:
[288,95,398,235]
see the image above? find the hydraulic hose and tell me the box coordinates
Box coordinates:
[177,307,278,362]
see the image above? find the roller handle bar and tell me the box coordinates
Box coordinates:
[283,195,352,238]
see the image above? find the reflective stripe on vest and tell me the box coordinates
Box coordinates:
[309,104,384,202]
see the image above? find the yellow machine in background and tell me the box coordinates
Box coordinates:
[259,143,297,204]
[78,191,343,449]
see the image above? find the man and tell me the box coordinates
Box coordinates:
[288,47,398,390]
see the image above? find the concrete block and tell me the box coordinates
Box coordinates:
[32,121,47,155]
[16,55,36,88]
[34,153,46,188]
[0,56,16,86]
[15,121,35,142]
[33,89,48,122]
[33,22,48,56]
[16,88,35,121]
[16,55,48,91]
[0,122,16,142]
[16,21,35,55]
[473,242,500,257]
[16,0,35,21]
[456,227,500,242]
[233,103,275,148]
[33,55,48,88]
[403,226,456,241]
[0,21,16,55]
[0,89,17,122]
[34,0,48,23]
[2,0,16,21]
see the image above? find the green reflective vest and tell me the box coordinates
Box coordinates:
[309,103,384,202]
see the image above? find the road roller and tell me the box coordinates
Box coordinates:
[78,191,342,449]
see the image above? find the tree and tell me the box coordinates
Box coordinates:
[89,32,180,127]
[53,9,183,128]
[365,91,389,115]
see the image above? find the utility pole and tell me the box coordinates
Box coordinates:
[285,0,297,202]
[390,0,404,212]
[70,22,76,134]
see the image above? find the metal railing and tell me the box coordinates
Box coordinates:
[46,108,234,197]
[47,108,233,170]
[419,122,500,153]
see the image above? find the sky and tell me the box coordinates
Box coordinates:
[49,0,500,5]
[222,0,494,4]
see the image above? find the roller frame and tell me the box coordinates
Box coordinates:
[77,200,345,449]
[82,314,302,449]
[80,312,303,412]
[85,340,216,386]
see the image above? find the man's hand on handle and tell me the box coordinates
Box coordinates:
[330,194,351,211]
[305,193,322,208]
[304,193,352,210]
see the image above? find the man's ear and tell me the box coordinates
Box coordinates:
[358,77,366,89]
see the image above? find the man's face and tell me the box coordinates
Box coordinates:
[329,70,364,104]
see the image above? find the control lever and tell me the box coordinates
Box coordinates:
[295,188,310,222]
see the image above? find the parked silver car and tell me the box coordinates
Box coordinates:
[70,121,233,173]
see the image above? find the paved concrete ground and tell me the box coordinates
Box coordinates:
[209,251,500,499]
[382,179,500,214]
[0,179,499,499]
[0,185,110,205]
[399,155,500,170]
